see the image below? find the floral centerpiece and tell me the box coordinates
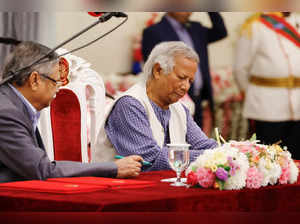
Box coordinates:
[186,132,299,190]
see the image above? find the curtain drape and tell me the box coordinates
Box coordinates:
[0,12,39,76]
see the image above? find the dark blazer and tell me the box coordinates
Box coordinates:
[142,13,227,125]
[0,84,118,183]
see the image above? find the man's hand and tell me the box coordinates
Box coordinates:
[115,155,143,178]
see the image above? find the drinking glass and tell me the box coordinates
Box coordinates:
[167,143,190,187]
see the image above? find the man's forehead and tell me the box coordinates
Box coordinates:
[174,54,197,64]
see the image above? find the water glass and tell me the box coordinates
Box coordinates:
[167,143,190,187]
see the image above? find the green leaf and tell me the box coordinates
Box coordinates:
[250,133,257,141]
[216,179,225,190]
[192,166,197,172]
[224,166,231,172]
[246,152,252,160]
[219,181,225,190]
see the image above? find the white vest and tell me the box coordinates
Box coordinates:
[92,82,187,162]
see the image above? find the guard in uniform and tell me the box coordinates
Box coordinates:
[234,12,300,159]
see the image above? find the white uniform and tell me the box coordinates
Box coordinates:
[233,13,300,122]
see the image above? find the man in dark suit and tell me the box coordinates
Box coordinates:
[142,12,227,128]
[0,41,142,183]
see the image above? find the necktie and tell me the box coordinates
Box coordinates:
[35,127,45,150]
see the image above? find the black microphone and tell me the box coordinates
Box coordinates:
[0,37,21,45]
[111,12,127,18]
[88,12,127,22]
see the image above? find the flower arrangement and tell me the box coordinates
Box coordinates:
[186,132,299,190]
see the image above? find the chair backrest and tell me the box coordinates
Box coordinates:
[38,77,105,163]
[38,51,105,163]
[50,87,86,162]
[38,84,89,162]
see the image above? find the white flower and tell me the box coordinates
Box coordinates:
[258,157,281,186]
[185,140,298,190]
[268,163,281,185]
[224,152,249,190]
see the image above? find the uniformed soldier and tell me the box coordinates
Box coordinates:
[233,12,300,159]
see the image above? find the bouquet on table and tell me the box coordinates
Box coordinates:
[186,132,299,190]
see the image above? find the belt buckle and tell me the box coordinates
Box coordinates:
[287,76,295,89]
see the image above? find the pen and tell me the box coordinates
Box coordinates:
[114,155,152,166]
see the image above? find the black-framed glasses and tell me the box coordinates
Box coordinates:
[39,73,63,87]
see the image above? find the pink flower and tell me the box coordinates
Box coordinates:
[279,164,291,184]
[231,141,255,154]
[196,167,215,188]
[186,171,198,186]
[246,167,263,189]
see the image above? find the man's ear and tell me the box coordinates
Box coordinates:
[152,63,162,80]
[28,71,40,91]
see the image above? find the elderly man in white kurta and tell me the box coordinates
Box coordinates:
[233,12,300,159]
[93,41,217,171]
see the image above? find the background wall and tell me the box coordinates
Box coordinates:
[55,12,252,77]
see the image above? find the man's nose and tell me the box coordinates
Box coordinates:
[182,79,190,91]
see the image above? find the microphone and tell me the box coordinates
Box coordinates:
[0,37,21,45]
[88,12,127,22]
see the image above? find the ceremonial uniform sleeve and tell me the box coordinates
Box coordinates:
[233,20,261,91]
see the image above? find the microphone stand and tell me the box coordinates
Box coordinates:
[0,12,128,85]
[32,13,114,66]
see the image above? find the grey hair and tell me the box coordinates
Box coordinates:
[2,41,59,86]
[143,41,199,81]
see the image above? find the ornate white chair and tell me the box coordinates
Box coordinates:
[38,50,105,163]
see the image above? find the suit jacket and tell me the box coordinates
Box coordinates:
[0,83,118,183]
[142,12,227,112]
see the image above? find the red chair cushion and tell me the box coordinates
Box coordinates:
[50,89,82,162]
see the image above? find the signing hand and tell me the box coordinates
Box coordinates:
[115,155,143,178]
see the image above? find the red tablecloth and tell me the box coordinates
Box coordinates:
[0,170,300,212]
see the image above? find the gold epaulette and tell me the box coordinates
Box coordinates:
[239,13,262,38]
[239,12,284,38]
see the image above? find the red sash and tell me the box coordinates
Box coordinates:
[260,14,300,48]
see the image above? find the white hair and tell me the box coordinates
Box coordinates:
[143,41,199,81]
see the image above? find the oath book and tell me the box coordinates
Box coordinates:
[0,180,107,194]
[47,176,155,189]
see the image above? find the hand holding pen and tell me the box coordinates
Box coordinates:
[114,155,144,178]
[115,155,152,166]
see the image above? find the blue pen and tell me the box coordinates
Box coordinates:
[114,155,152,166]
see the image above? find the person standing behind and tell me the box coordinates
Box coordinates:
[0,41,143,183]
[142,12,227,128]
[233,12,300,159]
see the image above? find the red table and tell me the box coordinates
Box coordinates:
[0,170,300,212]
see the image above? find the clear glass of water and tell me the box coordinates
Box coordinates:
[167,143,190,187]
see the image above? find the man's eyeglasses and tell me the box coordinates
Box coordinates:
[39,73,63,88]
